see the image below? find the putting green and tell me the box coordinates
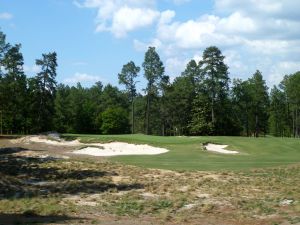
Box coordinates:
[64,134,300,171]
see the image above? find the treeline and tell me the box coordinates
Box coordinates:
[0,29,299,137]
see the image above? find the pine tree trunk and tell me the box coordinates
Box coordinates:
[296,107,298,138]
[292,109,295,138]
[146,92,150,135]
[255,114,259,138]
[246,108,249,137]
[131,98,134,134]
[211,97,215,124]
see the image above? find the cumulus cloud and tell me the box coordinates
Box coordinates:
[64,72,103,85]
[150,0,300,85]
[268,61,300,87]
[0,12,13,20]
[107,6,160,38]
[74,0,159,37]
[214,0,300,20]
[76,0,300,86]
[165,57,187,79]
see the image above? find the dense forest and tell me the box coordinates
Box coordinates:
[0,29,299,137]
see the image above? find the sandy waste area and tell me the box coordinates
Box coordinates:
[11,134,169,156]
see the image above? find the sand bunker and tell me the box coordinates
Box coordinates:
[11,135,82,146]
[11,135,169,156]
[73,142,169,156]
[204,143,239,154]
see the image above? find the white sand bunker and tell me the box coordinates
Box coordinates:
[11,135,81,146]
[11,134,169,156]
[204,143,239,154]
[73,142,169,156]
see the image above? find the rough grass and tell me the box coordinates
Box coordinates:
[64,134,300,171]
[1,135,300,224]
[0,150,299,224]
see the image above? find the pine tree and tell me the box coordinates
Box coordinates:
[1,44,27,133]
[199,46,229,125]
[118,61,140,134]
[34,52,58,132]
[248,70,269,137]
[142,47,164,134]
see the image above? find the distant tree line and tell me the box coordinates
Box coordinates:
[0,29,299,137]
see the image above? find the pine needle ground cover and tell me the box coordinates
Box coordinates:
[0,135,299,224]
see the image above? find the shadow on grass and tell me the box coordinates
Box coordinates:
[0,147,143,199]
[0,213,81,225]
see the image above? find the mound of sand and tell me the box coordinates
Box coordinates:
[73,142,169,156]
[11,134,169,156]
[204,143,239,154]
[11,135,82,146]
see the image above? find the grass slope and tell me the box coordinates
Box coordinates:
[64,134,300,171]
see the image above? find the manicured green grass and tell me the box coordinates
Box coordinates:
[64,134,300,171]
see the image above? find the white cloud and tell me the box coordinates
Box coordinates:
[108,6,160,38]
[218,12,256,33]
[0,12,13,20]
[75,0,158,37]
[159,10,175,25]
[165,57,187,79]
[76,0,300,86]
[214,0,300,20]
[147,0,300,85]
[268,61,300,86]
[63,72,103,85]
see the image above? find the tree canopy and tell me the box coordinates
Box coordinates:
[0,28,300,137]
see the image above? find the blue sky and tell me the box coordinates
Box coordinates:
[0,0,299,90]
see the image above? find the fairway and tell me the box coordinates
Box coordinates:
[64,134,300,171]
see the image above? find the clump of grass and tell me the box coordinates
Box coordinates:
[0,197,65,216]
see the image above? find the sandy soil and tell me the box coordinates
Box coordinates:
[10,135,82,146]
[10,135,169,156]
[204,143,239,154]
[73,142,169,156]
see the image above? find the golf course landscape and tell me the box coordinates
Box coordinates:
[66,134,300,171]
[1,0,300,224]
[1,134,299,225]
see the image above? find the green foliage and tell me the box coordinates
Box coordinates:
[269,86,290,137]
[248,70,269,136]
[118,61,140,134]
[142,47,165,135]
[53,84,72,133]
[118,61,140,99]
[101,107,130,134]
[199,46,229,125]
[281,71,300,137]
[0,28,300,137]
[232,71,269,137]
[0,43,27,133]
[32,52,58,132]
[189,95,214,135]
